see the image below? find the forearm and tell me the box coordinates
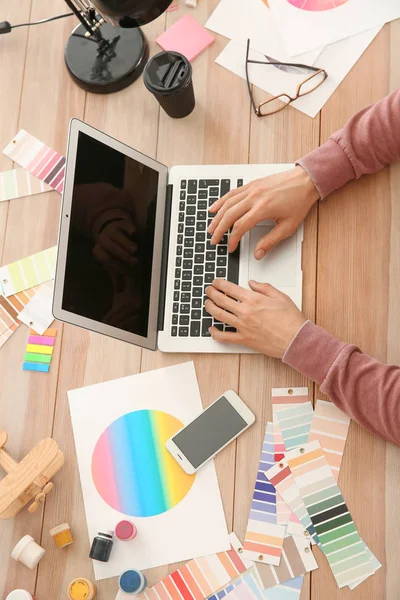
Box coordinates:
[283,321,400,446]
[298,88,400,199]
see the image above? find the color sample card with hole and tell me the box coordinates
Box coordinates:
[68,362,229,580]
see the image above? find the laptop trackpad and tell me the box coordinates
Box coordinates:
[248,226,297,287]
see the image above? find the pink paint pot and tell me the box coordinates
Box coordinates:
[115,520,137,542]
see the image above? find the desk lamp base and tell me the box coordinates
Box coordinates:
[65,22,149,94]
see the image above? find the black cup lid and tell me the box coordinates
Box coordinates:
[144,51,192,95]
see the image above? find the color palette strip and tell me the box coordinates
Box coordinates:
[0,286,40,348]
[286,441,375,588]
[206,567,264,600]
[263,576,303,600]
[272,423,293,527]
[0,323,18,350]
[0,167,52,202]
[265,461,319,545]
[242,422,286,565]
[23,327,57,373]
[136,534,248,600]
[17,281,54,335]
[256,536,317,588]
[231,533,317,590]
[272,387,309,410]
[3,130,65,193]
[348,546,382,590]
[274,402,314,452]
[0,286,39,335]
[308,400,350,481]
[0,246,57,297]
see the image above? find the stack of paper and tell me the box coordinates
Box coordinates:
[206,0,400,118]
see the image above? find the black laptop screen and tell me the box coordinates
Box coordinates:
[61,131,159,338]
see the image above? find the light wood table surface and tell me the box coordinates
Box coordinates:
[0,1,399,598]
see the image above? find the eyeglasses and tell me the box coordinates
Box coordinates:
[245,39,328,117]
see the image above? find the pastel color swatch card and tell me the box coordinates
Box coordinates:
[3,130,65,193]
[0,246,57,297]
[254,535,317,588]
[0,168,52,202]
[308,400,350,481]
[242,422,286,565]
[131,534,247,600]
[0,286,39,348]
[69,362,230,580]
[17,281,54,335]
[272,387,309,413]
[156,14,215,62]
[274,402,314,452]
[265,461,319,545]
[0,325,17,350]
[272,423,293,526]
[206,568,264,600]
[263,576,303,600]
[286,441,375,588]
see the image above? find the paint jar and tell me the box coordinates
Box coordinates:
[50,523,74,548]
[118,570,147,595]
[11,535,46,570]
[89,531,114,562]
[115,520,137,542]
[68,578,97,600]
[6,591,36,600]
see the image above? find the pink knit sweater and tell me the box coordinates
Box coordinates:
[285,89,400,446]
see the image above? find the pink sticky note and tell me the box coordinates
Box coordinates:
[156,14,215,62]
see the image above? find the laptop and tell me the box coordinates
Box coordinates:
[53,119,303,353]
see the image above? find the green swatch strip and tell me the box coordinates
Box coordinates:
[24,352,52,364]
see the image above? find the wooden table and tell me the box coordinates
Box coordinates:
[1,1,399,598]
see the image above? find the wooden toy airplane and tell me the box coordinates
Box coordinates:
[0,430,64,519]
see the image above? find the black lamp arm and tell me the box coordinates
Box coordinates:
[63,0,104,39]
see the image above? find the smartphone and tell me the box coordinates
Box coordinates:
[166,390,255,474]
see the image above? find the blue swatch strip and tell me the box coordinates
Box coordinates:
[23,361,50,372]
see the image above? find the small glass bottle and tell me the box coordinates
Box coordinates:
[89,531,114,562]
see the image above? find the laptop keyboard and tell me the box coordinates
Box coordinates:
[171,178,243,338]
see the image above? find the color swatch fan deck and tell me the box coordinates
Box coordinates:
[68,362,230,581]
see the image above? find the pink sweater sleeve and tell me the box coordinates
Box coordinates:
[297,88,400,199]
[283,321,400,446]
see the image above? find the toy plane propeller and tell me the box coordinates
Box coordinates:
[0,430,64,519]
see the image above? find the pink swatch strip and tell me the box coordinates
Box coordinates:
[28,335,56,346]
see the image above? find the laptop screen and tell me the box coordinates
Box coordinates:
[61,131,160,339]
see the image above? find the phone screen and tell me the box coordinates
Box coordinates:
[172,396,248,469]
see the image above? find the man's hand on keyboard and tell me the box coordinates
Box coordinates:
[208,166,318,260]
[205,279,306,358]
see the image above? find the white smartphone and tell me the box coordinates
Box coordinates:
[166,390,255,474]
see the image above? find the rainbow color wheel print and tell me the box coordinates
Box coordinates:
[286,0,348,11]
[92,410,196,517]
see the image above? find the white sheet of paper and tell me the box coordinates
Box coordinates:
[268,0,399,57]
[215,27,380,119]
[68,362,230,581]
[17,281,54,334]
[205,0,321,65]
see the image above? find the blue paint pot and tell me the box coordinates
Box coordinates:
[119,570,147,594]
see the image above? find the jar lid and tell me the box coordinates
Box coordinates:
[97,530,113,539]
[50,523,70,536]
[119,570,144,593]
[68,578,96,600]
[11,535,34,561]
[115,520,137,541]
[5,591,33,600]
